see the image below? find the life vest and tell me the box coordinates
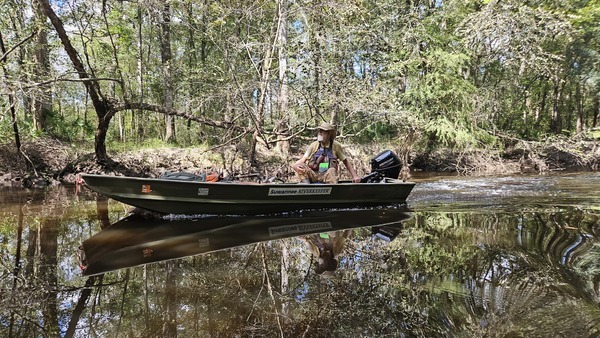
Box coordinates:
[308,144,339,172]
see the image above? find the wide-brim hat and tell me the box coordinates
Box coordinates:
[316,122,335,131]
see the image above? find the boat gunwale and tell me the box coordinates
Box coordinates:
[80,173,416,187]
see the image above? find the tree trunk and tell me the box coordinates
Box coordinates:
[535,86,548,130]
[200,0,209,66]
[593,98,599,128]
[95,116,112,163]
[312,17,322,120]
[36,0,112,162]
[33,0,52,132]
[248,6,279,164]
[0,31,24,165]
[576,83,584,134]
[275,0,290,156]
[136,1,145,140]
[551,80,563,133]
[161,3,175,143]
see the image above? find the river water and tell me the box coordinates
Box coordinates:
[0,173,599,337]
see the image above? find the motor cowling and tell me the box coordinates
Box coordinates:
[361,150,402,183]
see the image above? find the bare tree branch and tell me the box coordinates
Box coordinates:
[22,76,123,90]
[111,101,239,130]
[0,30,36,62]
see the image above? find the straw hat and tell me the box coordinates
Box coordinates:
[316,122,335,131]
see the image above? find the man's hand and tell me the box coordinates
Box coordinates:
[293,162,308,174]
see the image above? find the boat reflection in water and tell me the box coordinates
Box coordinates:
[78,207,412,276]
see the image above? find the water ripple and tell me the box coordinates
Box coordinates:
[408,173,600,211]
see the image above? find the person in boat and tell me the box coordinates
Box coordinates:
[291,122,360,184]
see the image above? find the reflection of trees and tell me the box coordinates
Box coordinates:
[264,209,599,336]
[8,201,24,337]
[162,261,177,337]
[416,208,600,337]
[39,217,59,336]
[0,187,125,337]
[2,189,64,337]
[2,192,599,336]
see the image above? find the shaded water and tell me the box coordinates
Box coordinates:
[1,173,599,337]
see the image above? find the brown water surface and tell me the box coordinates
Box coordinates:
[1,173,599,337]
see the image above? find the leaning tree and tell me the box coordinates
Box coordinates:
[36,0,239,163]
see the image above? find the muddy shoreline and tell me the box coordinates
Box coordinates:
[0,137,598,187]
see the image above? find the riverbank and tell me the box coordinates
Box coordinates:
[0,136,598,187]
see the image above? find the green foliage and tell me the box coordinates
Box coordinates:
[425,116,477,149]
[0,113,42,141]
[0,120,14,144]
[351,120,398,143]
[107,138,174,154]
[45,111,95,142]
[1,0,598,159]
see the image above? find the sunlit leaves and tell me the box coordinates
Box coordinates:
[425,116,478,148]
[457,1,571,77]
[1,0,598,156]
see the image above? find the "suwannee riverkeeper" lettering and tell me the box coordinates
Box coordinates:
[268,222,332,236]
[268,187,332,196]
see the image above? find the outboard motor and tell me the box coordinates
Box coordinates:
[371,225,402,242]
[360,150,402,183]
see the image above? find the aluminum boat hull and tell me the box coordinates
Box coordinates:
[81,174,415,215]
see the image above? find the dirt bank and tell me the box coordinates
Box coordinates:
[0,137,598,187]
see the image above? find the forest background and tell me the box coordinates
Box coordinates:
[1,0,599,184]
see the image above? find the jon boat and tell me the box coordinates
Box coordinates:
[80,150,415,215]
[78,207,413,276]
